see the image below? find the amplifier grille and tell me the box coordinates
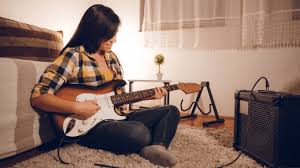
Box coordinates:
[236,113,248,148]
[247,100,279,163]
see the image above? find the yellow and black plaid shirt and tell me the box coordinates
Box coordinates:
[31,45,123,98]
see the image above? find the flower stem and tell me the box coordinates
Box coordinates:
[158,65,161,73]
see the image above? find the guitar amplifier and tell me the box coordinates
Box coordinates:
[233,90,300,168]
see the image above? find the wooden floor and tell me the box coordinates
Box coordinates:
[179,112,234,132]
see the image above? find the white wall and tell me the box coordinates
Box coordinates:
[1,0,299,116]
[0,0,105,43]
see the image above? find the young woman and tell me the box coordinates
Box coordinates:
[31,4,180,167]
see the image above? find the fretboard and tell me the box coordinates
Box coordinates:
[111,84,179,106]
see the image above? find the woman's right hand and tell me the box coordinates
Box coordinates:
[73,100,100,120]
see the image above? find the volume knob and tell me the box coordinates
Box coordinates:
[78,128,84,133]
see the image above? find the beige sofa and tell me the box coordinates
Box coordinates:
[0,17,63,159]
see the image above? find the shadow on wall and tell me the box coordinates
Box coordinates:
[283,78,300,95]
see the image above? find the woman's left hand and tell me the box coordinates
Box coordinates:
[152,87,167,99]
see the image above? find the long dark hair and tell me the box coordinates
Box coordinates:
[61,4,120,54]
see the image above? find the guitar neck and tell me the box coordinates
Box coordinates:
[111,84,179,106]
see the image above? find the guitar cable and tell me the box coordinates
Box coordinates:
[57,133,80,164]
[57,133,68,164]
[57,124,120,168]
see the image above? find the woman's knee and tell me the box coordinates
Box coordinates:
[167,105,180,119]
[127,122,151,147]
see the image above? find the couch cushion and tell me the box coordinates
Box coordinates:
[0,57,56,159]
[0,17,63,62]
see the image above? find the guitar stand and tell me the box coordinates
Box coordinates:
[180,81,225,127]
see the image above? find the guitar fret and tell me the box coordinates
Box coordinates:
[165,85,177,91]
[112,96,116,103]
[129,94,133,101]
[148,89,155,97]
[135,92,139,99]
[112,84,185,106]
[138,91,143,99]
[117,95,123,105]
[142,91,147,97]
[134,92,139,100]
[124,95,127,101]
[130,93,135,101]
[118,97,121,104]
[124,95,128,102]
[144,90,149,98]
[130,94,134,101]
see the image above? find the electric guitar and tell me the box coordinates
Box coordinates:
[53,79,201,137]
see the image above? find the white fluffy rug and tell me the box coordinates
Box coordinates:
[11,125,262,168]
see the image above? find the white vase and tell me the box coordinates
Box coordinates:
[156,72,163,81]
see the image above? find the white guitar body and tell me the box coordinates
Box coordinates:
[62,91,126,137]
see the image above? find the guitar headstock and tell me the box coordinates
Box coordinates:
[177,83,201,94]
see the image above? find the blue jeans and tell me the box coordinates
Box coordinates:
[78,105,180,154]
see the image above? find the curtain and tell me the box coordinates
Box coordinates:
[242,0,300,48]
[142,0,300,49]
[143,0,226,31]
[142,0,241,49]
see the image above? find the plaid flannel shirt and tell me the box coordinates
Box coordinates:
[31,45,123,98]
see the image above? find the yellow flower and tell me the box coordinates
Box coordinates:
[154,54,165,73]
[154,54,165,65]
